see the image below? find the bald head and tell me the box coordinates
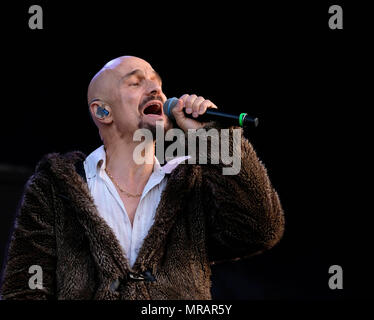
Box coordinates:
[86,55,168,143]
[87,56,153,106]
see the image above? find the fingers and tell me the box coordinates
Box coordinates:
[170,98,185,121]
[179,94,217,118]
[191,96,205,117]
[184,94,198,116]
[198,99,217,115]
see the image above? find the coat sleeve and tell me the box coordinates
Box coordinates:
[197,125,285,263]
[0,171,57,300]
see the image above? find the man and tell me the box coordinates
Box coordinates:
[0,56,284,299]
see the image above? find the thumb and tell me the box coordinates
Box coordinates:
[171,98,185,121]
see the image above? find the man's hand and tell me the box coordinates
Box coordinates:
[171,94,218,132]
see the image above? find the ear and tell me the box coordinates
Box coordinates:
[89,100,113,123]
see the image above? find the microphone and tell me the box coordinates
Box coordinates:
[163,97,259,128]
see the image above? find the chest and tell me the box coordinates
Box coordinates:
[88,173,167,228]
[118,192,141,226]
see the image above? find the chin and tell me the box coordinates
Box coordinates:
[138,122,157,141]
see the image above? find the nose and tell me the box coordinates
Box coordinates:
[146,79,162,96]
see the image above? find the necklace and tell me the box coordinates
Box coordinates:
[104,168,142,198]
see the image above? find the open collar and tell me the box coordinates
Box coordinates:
[84,145,191,180]
[46,150,198,284]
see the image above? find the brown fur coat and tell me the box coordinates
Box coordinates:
[0,127,284,300]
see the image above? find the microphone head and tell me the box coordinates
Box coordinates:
[163,97,179,121]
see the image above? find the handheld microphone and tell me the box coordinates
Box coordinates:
[163,97,259,128]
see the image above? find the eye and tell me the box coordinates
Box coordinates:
[130,82,140,86]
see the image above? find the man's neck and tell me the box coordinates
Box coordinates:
[104,138,155,188]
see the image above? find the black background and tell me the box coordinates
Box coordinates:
[0,0,372,301]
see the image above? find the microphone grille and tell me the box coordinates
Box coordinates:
[163,97,179,120]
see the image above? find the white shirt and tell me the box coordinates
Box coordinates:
[83,145,189,268]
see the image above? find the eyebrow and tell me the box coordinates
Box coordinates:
[119,69,162,84]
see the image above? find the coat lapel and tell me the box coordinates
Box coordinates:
[132,162,200,271]
[48,151,199,281]
[49,151,130,282]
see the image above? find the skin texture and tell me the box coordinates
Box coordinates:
[87,56,218,225]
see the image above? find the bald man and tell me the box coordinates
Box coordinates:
[0,56,285,300]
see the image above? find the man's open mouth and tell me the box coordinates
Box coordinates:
[142,101,163,116]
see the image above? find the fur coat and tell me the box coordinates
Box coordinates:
[0,127,284,300]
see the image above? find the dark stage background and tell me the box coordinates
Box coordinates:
[0,1,372,300]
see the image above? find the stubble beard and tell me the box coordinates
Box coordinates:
[138,120,163,141]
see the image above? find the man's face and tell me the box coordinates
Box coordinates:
[110,57,170,138]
